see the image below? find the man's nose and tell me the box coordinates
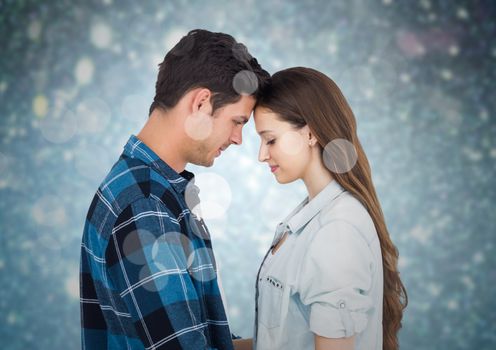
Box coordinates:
[230,127,242,145]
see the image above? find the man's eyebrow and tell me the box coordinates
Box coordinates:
[235,116,249,124]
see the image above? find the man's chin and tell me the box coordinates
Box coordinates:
[191,157,215,167]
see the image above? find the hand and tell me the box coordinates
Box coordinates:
[233,338,253,350]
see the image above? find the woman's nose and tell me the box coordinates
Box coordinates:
[258,144,269,162]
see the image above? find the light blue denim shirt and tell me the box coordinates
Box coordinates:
[254,180,383,350]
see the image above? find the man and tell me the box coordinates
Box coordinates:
[80,29,269,349]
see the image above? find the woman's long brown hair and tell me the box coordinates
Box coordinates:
[256,67,408,350]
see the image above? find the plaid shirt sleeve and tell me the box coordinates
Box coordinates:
[105,196,209,350]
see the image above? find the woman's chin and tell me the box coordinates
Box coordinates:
[274,173,296,185]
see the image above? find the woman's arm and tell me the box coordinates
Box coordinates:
[315,334,355,350]
[233,338,253,350]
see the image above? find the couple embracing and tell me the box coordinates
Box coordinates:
[80,29,407,350]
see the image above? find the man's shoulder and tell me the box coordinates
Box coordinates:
[86,156,180,232]
[101,155,175,201]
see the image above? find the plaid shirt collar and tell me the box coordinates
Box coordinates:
[123,135,194,194]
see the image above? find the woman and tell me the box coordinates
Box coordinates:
[234,67,407,350]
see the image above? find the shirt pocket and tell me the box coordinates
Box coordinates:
[259,275,284,329]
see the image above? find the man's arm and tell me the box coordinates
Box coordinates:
[105,197,210,349]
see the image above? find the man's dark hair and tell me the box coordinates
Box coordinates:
[149,29,270,115]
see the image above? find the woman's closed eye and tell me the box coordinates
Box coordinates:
[266,139,276,145]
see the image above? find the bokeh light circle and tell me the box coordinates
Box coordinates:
[122,229,156,266]
[139,264,169,292]
[90,21,113,49]
[232,42,252,62]
[31,195,67,228]
[187,247,217,283]
[39,109,78,144]
[184,172,232,220]
[151,232,193,269]
[184,112,213,141]
[232,70,258,96]
[75,97,112,134]
[34,228,65,256]
[322,138,358,174]
[188,215,212,240]
[75,57,95,85]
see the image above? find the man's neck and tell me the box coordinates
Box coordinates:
[136,109,187,173]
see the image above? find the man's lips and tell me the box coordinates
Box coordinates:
[216,146,229,157]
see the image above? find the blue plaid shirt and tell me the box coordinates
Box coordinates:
[80,135,234,350]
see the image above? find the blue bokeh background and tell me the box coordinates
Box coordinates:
[1,0,495,349]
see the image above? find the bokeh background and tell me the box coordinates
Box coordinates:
[1,0,495,349]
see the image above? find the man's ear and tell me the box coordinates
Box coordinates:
[191,88,213,115]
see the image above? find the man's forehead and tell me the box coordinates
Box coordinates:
[226,97,255,112]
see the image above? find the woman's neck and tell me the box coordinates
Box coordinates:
[302,156,334,200]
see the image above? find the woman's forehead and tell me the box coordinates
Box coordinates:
[254,112,293,134]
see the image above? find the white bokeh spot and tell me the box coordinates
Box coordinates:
[31,195,67,228]
[185,172,232,220]
[75,97,111,134]
[322,138,358,174]
[187,247,217,283]
[202,216,228,241]
[139,264,169,292]
[65,275,80,300]
[27,19,42,40]
[122,229,157,266]
[33,94,49,117]
[151,232,193,268]
[75,57,95,85]
[232,70,258,96]
[90,21,113,49]
[184,112,213,141]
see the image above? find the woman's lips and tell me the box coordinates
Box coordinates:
[270,165,279,173]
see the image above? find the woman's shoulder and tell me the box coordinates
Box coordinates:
[316,191,377,246]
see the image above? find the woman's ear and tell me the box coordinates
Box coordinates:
[300,125,317,146]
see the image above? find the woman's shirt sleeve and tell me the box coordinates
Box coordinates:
[295,219,376,339]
